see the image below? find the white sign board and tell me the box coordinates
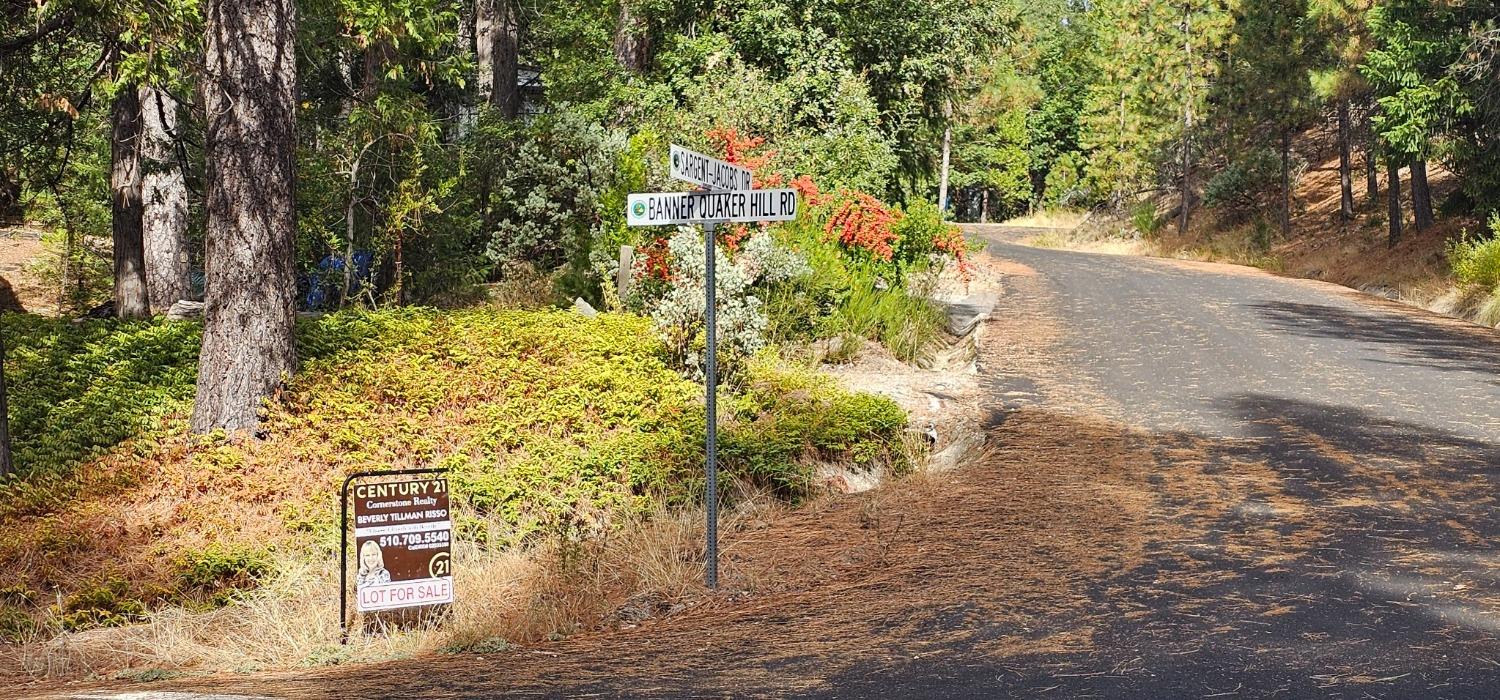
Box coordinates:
[670,145,753,191]
[627,189,799,226]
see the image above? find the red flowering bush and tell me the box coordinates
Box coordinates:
[635,235,674,283]
[706,126,776,185]
[825,192,900,262]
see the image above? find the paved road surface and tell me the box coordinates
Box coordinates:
[820,225,1500,697]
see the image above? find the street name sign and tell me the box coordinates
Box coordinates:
[626,188,799,226]
[670,144,753,191]
[624,144,802,590]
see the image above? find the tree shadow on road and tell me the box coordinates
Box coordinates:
[1248,300,1500,380]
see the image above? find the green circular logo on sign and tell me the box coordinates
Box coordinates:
[632,201,646,218]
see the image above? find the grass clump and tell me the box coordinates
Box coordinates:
[55,578,149,632]
[1447,214,1500,289]
[175,545,274,608]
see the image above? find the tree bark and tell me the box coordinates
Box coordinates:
[111,86,150,319]
[1280,129,1292,238]
[1410,158,1434,232]
[139,85,190,311]
[1363,107,1379,207]
[1386,157,1402,248]
[1178,6,1193,236]
[1337,100,1355,221]
[613,0,650,73]
[193,0,299,434]
[938,100,951,219]
[0,327,12,479]
[476,0,521,117]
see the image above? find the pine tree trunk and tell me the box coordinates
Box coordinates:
[1280,129,1292,238]
[139,85,190,312]
[475,0,520,117]
[0,327,12,479]
[1386,157,1402,248]
[110,86,150,319]
[1178,6,1193,236]
[193,0,299,434]
[1337,100,1355,221]
[1363,108,1379,207]
[613,0,650,72]
[1411,158,1434,232]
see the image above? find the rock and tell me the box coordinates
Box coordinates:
[928,429,986,472]
[941,292,999,336]
[165,300,204,320]
[573,297,598,317]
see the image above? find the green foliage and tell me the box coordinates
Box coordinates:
[1361,0,1466,160]
[1203,148,1305,222]
[279,308,903,544]
[175,546,273,607]
[1130,199,1163,238]
[470,111,625,301]
[0,315,200,492]
[724,356,909,495]
[55,578,147,632]
[827,275,945,364]
[1447,216,1500,289]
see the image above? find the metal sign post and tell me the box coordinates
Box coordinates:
[703,220,719,589]
[626,144,798,590]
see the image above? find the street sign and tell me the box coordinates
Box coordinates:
[352,477,453,612]
[625,144,803,590]
[670,144,753,191]
[626,189,798,227]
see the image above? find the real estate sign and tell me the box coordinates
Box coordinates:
[352,478,453,612]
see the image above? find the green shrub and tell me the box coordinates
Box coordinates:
[55,578,147,632]
[722,357,908,496]
[1203,148,1305,224]
[175,546,273,607]
[0,315,201,512]
[1447,215,1500,289]
[1130,199,1162,238]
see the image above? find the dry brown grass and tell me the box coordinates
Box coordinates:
[2,494,793,681]
[1000,209,1089,229]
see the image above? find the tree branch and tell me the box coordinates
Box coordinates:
[0,10,77,57]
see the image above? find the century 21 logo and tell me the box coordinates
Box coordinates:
[429,551,452,577]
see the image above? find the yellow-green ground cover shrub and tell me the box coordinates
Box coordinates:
[0,307,907,640]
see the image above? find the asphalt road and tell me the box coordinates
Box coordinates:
[837,226,1500,697]
[43,226,1500,699]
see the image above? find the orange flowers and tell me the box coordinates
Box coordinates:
[706,126,775,185]
[933,226,973,282]
[825,192,899,262]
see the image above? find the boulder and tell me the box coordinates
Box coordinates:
[165,300,204,320]
[941,292,999,336]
